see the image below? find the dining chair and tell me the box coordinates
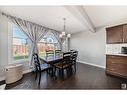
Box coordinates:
[55,50,62,56]
[71,50,78,72]
[45,50,54,73]
[53,52,72,78]
[70,49,76,52]
[33,53,50,85]
[46,50,54,57]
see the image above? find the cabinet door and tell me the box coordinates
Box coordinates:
[106,55,127,77]
[123,24,127,43]
[106,25,123,44]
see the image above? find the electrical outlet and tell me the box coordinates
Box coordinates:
[121,83,127,89]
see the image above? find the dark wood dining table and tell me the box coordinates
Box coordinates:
[39,51,71,64]
[39,51,72,78]
[39,55,63,65]
[39,55,63,78]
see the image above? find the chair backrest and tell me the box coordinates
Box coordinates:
[55,50,61,53]
[71,51,78,63]
[62,52,72,65]
[70,49,76,52]
[55,50,61,56]
[33,53,41,71]
[46,50,54,57]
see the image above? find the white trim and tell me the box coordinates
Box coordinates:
[0,69,32,82]
[8,22,13,64]
[23,69,32,74]
[77,60,105,69]
[13,59,29,64]
[8,22,30,64]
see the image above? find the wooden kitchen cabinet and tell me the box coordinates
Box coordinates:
[106,55,127,78]
[123,24,127,43]
[106,25,123,44]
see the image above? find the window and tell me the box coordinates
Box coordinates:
[38,32,60,57]
[11,25,29,61]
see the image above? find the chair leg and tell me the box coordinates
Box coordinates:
[70,66,73,74]
[74,64,76,72]
[46,69,49,78]
[38,72,41,85]
[35,70,38,80]
[46,69,48,73]
[58,69,64,79]
[61,69,64,79]
[53,67,57,79]
[67,66,72,76]
[50,67,53,77]
[51,67,54,75]
[48,65,52,74]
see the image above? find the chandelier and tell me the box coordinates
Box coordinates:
[59,18,71,41]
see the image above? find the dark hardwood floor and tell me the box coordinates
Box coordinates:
[5,63,127,89]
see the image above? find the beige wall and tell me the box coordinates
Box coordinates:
[70,28,106,68]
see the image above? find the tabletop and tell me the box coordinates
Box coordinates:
[39,55,63,64]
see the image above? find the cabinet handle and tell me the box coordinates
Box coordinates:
[112,62,125,64]
[123,38,124,43]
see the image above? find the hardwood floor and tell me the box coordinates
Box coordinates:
[5,63,127,89]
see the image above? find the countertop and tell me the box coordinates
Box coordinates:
[106,53,127,56]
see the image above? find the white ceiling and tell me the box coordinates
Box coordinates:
[1,6,127,33]
[0,6,87,34]
[84,6,127,28]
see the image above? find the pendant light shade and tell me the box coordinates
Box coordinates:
[62,31,66,36]
[67,34,71,38]
[59,34,63,38]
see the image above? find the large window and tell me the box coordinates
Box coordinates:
[38,32,60,57]
[12,25,29,61]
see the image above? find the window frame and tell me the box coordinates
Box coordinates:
[8,22,29,64]
[37,33,60,56]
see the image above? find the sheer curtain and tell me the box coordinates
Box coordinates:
[2,13,49,66]
[2,12,67,66]
[51,30,62,50]
[52,30,69,51]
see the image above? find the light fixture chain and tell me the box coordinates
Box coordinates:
[63,18,66,32]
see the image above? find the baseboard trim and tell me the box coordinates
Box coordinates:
[77,60,105,69]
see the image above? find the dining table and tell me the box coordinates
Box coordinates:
[39,51,72,78]
[39,54,63,77]
[39,54,63,65]
[39,51,72,65]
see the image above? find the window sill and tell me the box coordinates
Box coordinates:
[12,59,29,64]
